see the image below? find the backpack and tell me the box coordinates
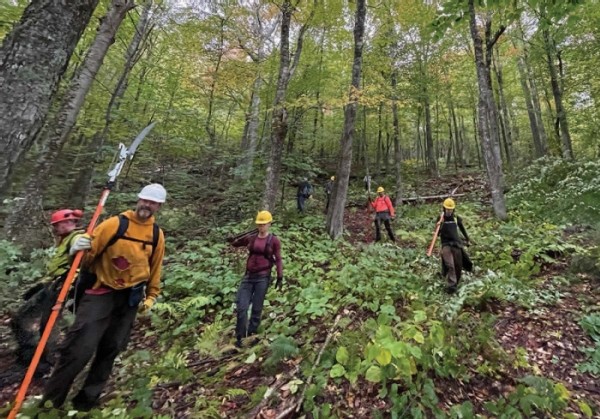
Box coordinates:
[74,214,160,305]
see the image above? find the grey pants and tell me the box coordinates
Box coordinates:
[42,289,137,408]
[236,275,270,340]
[442,245,463,286]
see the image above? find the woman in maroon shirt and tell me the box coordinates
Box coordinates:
[231,210,283,347]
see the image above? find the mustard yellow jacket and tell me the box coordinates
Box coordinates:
[84,210,165,301]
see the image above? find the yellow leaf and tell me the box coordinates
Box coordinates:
[376,348,392,366]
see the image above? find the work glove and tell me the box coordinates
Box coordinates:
[138,297,155,314]
[275,277,283,290]
[69,234,92,255]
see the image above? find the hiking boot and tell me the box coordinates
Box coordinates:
[72,393,98,412]
[445,285,457,294]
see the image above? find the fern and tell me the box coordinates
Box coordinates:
[263,335,299,371]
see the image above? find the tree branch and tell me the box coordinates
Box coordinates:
[487,25,506,51]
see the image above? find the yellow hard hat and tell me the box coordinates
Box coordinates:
[255,210,273,224]
[443,198,456,209]
[376,186,384,193]
[331,176,335,181]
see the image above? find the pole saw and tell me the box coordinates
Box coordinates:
[8,122,156,419]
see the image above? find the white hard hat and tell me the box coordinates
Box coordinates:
[138,183,167,203]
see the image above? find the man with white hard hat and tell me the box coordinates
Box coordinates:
[41,184,167,411]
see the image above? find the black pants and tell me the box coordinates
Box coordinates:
[236,275,270,340]
[42,290,137,408]
[297,194,307,212]
[374,212,395,242]
[11,280,63,366]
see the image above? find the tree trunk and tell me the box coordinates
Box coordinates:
[468,0,507,220]
[376,101,383,176]
[516,50,544,157]
[4,0,135,244]
[238,77,263,176]
[424,94,437,176]
[205,16,226,146]
[68,0,153,208]
[492,49,513,169]
[262,0,314,210]
[449,99,463,168]
[391,70,403,207]
[326,0,366,240]
[542,29,574,160]
[0,0,100,198]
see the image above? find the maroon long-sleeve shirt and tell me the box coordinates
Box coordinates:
[232,234,283,278]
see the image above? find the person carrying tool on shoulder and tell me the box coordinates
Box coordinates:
[11,209,84,370]
[438,198,472,294]
[41,184,167,411]
[230,210,283,348]
[370,186,396,242]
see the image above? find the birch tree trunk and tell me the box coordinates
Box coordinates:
[468,0,507,220]
[4,0,135,244]
[326,0,366,240]
[262,0,314,210]
[0,0,100,198]
[69,0,154,208]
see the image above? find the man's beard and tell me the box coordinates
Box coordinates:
[137,206,154,218]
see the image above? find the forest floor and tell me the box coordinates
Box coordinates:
[1,169,599,418]
[2,241,596,418]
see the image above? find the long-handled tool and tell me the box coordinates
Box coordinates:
[426,212,444,257]
[8,122,156,419]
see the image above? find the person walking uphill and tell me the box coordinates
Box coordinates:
[41,184,167,411]
[297,177,313,213]
[230,211,283,348]
[438,198,472,293]
[11,209,84,369]
[370,186,396,242]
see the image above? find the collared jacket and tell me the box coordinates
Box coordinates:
[84,210,165,300]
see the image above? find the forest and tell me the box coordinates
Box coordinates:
[1,0,599,417]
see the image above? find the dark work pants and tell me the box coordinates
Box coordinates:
[42,290,137,408]
[441,245,463,286]
[297,194,307,212]
[11,281,62,366]
[374,212,395,242]
[236,275,270,340]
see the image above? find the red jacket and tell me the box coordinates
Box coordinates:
[371,195,395,217]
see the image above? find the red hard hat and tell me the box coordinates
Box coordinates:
[50,209,83,225]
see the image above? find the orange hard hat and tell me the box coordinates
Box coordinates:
[50,209,83,225]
